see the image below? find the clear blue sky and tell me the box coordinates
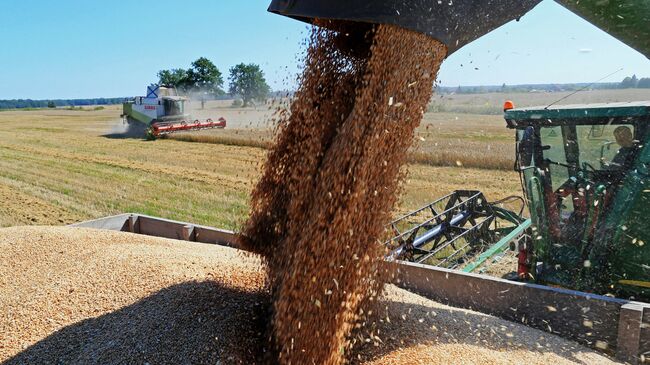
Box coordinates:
[0,0,648,99]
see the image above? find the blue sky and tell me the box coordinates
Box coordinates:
[0,0,648,99]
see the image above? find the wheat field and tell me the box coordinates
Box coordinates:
[5,89,645,228]
[0,103,520,228]
[169,103,516,170]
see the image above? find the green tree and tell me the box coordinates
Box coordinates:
[186,57,224,95]
[158,68,190,90]
[638,78,650,88]
[157,58,223,95]
[228,63,270,107]
[620,75,639,88]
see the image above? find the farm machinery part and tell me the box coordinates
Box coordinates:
[506,101,650,301]
[267,0,650,59]
[149,118,226,139]
[121,84,226,139]
[386,190,530,274]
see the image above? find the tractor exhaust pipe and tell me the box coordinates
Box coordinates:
[268,0,650,58]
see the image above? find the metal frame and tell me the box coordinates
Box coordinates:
[462,218,532,273]
[71,213,241,250]
[386,190,527,273]
[395,260,650,364]
[386,190,495,267]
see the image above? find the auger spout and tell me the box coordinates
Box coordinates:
[268,0,649,58]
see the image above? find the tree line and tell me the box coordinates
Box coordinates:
[441,75,650,95]
[158,57,270,107]
[1,57,272,110]
[0,98,124,110]
[619,75,650,89]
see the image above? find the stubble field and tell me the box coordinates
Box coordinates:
[0,101,521,229]
[5,88,648,229]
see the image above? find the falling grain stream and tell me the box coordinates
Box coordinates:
[242,24,447,364]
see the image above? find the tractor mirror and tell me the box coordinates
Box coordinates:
[589,125,605,139]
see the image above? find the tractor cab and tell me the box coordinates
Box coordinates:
[505,101,650,300]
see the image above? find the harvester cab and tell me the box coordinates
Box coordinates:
[121,84,226,139]
[506,101,650,300]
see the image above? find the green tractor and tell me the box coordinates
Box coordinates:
[385,101,650,302]
[507,101,650,301]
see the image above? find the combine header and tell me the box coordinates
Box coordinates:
[150,118,226,138]
[121,85,226,139]
[386,190,529,273]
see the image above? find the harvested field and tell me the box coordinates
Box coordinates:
[0,226,617,364]
[168,90,650,171]
[168,112,515,171]
[0,106,520,231]
[0,181,81,226]
[430,88,650,115]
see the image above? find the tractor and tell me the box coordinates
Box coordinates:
[507,101,650,301]
[386,102,650,302]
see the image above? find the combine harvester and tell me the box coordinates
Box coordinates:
[76,0,650,362]
[121,84,226,139]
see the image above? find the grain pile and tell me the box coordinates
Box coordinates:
[0,226,268,364]
[0,226,617,364]
[241,22,450,364]
[352,286,618,365]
